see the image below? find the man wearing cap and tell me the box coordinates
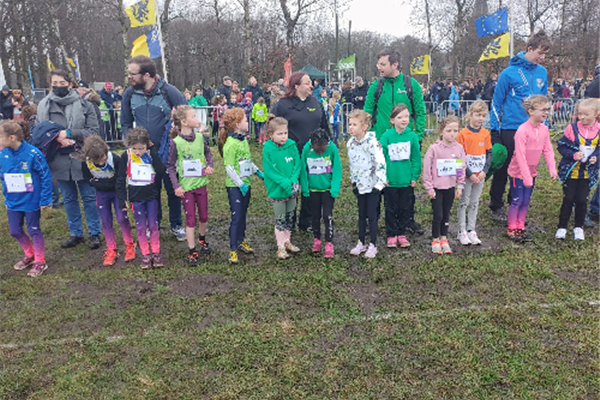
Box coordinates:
[219,76,232,103]
[99,82,118,110]
[352,76,368,110]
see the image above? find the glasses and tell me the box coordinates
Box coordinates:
[128,72,142,77]
[535,108,551,113]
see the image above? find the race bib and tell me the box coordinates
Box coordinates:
[256,109,264,116]
[4,173,33,193]
[182,159,203,177]
[388,142,410,161]
[580,145,595,162]
[307,157,331,175]
[130,163,153,183]
[437,159,462,176]
[239,159,253,178]
[349,150,371,170]
[466,154,486,173]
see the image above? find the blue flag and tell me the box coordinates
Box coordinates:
[131,27,162,58]
[475,8,509,37]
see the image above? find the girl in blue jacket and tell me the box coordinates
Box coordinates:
[0,120,53,277]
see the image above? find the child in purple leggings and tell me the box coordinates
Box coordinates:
[116,127,165,269]
[0,120,53,277]
[82,135,136,266]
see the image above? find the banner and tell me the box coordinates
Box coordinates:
[283,55,292,87]
[131,28,162,58]
[410,55,429,75]
[67,56,80,79]
[338,54,355,70]
[126,0,156,28]
[479,33,510,62]
[475,8,509,37]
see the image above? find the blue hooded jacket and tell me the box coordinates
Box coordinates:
[449,86,460,111]
[490,51,548,131]
[0,141,53,211]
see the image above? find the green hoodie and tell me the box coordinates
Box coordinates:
[263,139,301,201]
[300,140,342,197]
[380,127,421,187]
[364,73,426,142]
[189,95,208,108]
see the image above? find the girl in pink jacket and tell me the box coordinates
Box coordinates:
[506,95,557,242]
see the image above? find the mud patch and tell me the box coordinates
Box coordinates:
[345,283,385,313]
[168,274,237,298]
[553,269,599,287]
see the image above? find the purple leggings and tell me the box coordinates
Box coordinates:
[132,200,160,255]
[183,186,208,228]
[508,177,534,230]
[8,210,45,263]
[96,191,133,250]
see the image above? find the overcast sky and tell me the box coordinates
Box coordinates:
[344,0,414,38]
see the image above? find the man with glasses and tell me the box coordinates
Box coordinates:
[488,31,552,225]
[121,55,188,241]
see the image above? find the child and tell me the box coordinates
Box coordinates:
[300,128,342,258]
[347,109,386,258]
[219,108,264,264]
[0,120,53,277]
[167,105,214,266]
[82,135,136,266]
[506,95,557,242]
[380,104,421,249]
[456,100,493,245]
[423,116,466,255]
[319,88,328,112]
[556,98,599,241]
[112,100,122,140]
[252,97,268,144]
[328,91,342,145]
[210,96,223,146]
[116,127,165,269]
[239,92,254,132]
[262,116,302,259]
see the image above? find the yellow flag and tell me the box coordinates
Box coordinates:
[479,33,510,62]
[410,55,429,75]
[47,57,55,70]
[125,0,156,27]
[67,58,76,68]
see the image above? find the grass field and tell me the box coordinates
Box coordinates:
[0,134,598,399]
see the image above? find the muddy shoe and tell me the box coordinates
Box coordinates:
[124,243,137,262]
[285,242,300,253]
[103,248,119,267]
[229,250,240,264]
[491,208,508,225]
[238,241,254,254]
[197,237,212,254]
[324,242,334,258]
[350,241,367,256]
[14,255,34,271]
[387,236,398,248]
[89,235,102,250]
[152,253,164,267]
[312,238,322,253]
[407,221,425,235]
[61,236,85,249]
[140,255,152,269]
[516,229,532,242]
[188,250,200,266]
[27,261,48,277]
[397,235,411,248]
[441,239,452,254]
[277,247,290,260]
[431,239,442,254]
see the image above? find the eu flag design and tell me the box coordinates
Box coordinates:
[475,8,509,37]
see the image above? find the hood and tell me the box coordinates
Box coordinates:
[351,131,376,145]
[509,51,537,71]
[265,138,295,150]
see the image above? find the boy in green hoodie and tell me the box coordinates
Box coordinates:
[300,128,342,258]
[262,116,302,259]
[380,104,422,248]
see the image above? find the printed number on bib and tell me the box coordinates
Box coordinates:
[388,142,410,161]
[131,163,153,183]
[437,159,457,176]
[4,173,33,193]
[256,110,264,117]
[239,159,253,178]
[466,154,485,173]
[580,145,595,162]
[307,157,331,175]
[183,159,203,177]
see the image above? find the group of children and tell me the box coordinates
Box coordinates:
[0,95,598,276]
[210,93,269,146]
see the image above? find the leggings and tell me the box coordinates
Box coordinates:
[132,200,160,255]
[96,190,133,250]
[507,177,534,231]
[558,178,589,229]
[431,188,455,238]
[183,186,209,228]
[273,198,296,231]
[8,209,45,263]
[384,186,413,237]
[357,190,381,245]
[310,191,335,242]
[227,186,251,250]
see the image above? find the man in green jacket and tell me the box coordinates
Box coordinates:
[364,48,427,235]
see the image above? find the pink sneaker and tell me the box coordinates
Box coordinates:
[350,241,367,255]
[324,242,334,258]
[397,235,411,248]
[364,244,378,259]
[14,255,34,270]
[312,238,322,253]
[27,261,48,277]
[386,236,397,248]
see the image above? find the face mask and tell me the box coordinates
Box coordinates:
[52,86,70,97]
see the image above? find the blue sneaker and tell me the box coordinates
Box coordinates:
[171,225,186,242]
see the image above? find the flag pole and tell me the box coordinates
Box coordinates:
[508,1,514,58]
[76,54,82,80]
[156,17,168,81]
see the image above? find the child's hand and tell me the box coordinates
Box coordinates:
[455,188,462,199]
[478,172,486,180]
[590,156,597,165]
[205,166,214,175]
[574,151,584,161]
[175,187,185,198]
[469,174,480,184]
[40,205,50,211]
[550,172,558,180]
[427,190,436,199]
[410,180,416,187]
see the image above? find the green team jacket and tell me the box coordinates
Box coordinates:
[380,127,422,188]
[364,73,426,142]
[299,140,342,197]
[263,139,301,201]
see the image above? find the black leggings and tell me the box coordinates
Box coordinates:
[431,188,455,238]
[558,178,590,229]
[384,186,413,237]
[310,191,335,242]
[357,190,381,245]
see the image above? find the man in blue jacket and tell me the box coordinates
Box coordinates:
[488,31,551,225]
[121,56,188,240]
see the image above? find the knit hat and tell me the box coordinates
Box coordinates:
[1,85,8,91]
[78,80,90,88]
[245,92,252,98]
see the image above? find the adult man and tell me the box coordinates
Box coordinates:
[0,85,11,116]
[218,76,232,102]
[481,73,498,109]
[243,76,264,103]
[364,48,427,235]
[488,31,551,225]
[278,78,286,93]
[99,82,118,109]
[121,55,188,240]
[352,76,368,109]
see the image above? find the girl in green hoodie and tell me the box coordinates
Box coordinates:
[263,116,302,259]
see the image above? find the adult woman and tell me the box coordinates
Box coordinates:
[271,71,330,230]
[36,69,102,249]
[1,88,29,120]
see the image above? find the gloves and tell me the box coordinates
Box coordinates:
[240,183,250,196]
[256,170,264,181]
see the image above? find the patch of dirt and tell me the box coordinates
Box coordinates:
[344,283,385,313]
[347,265,372,279]
[167,274,237,298]
[553,269,599,287]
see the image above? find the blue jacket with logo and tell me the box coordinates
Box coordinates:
[490,51,548,132]
[0,141,53,211]
[120,78,187,149]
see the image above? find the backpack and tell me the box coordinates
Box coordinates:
[371,73,414,127]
